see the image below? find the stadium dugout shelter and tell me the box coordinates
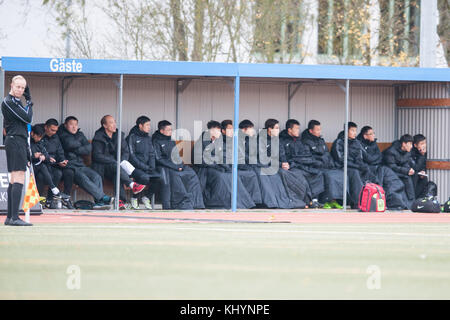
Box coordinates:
[1,56,449,212]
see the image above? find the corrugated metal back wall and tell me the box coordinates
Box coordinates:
[397,82,450,203]
[4,76,395,143]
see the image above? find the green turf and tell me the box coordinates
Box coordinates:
[1,223,450,299]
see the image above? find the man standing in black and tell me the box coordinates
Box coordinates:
[2,75,33,226]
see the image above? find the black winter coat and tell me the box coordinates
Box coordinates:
[152,130,183,171]
[411,147,427,173]
[126,125,157,173]
[30,139,50,165]
[356,133,382,167]
[331,131,368,172]
[279,130,321,174]
[57,125,91,168]
[42,133,66,164]
[300,129,336,169]
[382,140,414,178]
[91,127,129,177]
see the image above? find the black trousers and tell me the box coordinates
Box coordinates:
[34,163,57,195]
[131,168,170,208]
[42,165,74,198]
[103,164,132,202]
[74,166,105,202]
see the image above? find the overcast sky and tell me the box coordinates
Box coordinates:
[0,1,56,58]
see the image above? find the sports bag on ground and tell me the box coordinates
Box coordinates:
[411,196,441,213]
[442,198,450,213]
[358,183,386,212]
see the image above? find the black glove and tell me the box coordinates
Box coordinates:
[23,86,31,102]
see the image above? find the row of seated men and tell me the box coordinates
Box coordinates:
[29,114,431,210]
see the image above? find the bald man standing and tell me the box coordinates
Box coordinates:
[2,75,33,226]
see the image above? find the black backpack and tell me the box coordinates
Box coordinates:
[443,198,450,213]
[411,196,441,213]
[74,200,95,210]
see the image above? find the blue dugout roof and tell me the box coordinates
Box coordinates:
[1,56,449,82]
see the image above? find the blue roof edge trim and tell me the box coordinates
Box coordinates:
[1,56,449,82]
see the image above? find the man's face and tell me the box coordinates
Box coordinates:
[242,127,255,137]
[209,127,221,140]
[10,78,26,99]
[160,125,172,137]
[139,121,151,134]
[364,129,375,142]
[348,127,357,140]
[309,125,321,138]
[45,124,58,137]
[402,142,413,152]
[222,124,233,138]
[414,140,427,155]
[288,124,300,138]
[65,120,79,135]
[103,116,117,134]
[268,123,280,137]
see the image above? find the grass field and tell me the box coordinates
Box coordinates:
[2,222,450,299]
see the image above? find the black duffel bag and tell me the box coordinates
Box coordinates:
[411,195,441,213]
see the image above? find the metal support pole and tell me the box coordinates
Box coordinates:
[0,67,5,144]
[231,75,240,212]
[115,74,124,211]
[342,79,350,210]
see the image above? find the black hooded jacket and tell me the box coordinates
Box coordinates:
[331,131,368,171]
[279,129,320,174]
[152,130,183,171]
[126,125,156,173]
[356,133,382,167]
[91,127,129,175]
[382,140,414,177]
[57,124,92,168]
[300,129,336,169]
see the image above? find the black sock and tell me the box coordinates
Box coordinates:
[7,184,12,219]
[10,183,24,221]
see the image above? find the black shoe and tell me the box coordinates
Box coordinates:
[4,217,11,225]
[310,199,323,209]
[9,218,33,226]
[61,193,75,209]
[93,201,110,210]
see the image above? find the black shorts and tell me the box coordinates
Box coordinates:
[5,135,28,172]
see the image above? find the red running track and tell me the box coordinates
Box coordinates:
[14,209,450,224]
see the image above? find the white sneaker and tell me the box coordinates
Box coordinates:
[142,196,152,210]
[130,197,139,210]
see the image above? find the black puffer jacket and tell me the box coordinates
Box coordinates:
[331,131,368,171]
[126,125,157,173]
[58,124,91,168]
[411,147,427,173]
[152,130,183,171]
[279,129,320,174]
[356,133,382,167]
[382,140,414,177]
[42,133,66,164]
[300,129,336,169]
[91,127,129,177]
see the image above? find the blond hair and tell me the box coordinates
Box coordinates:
[11,75,26,85]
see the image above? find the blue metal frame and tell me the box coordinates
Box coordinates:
[2,56,449,82]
